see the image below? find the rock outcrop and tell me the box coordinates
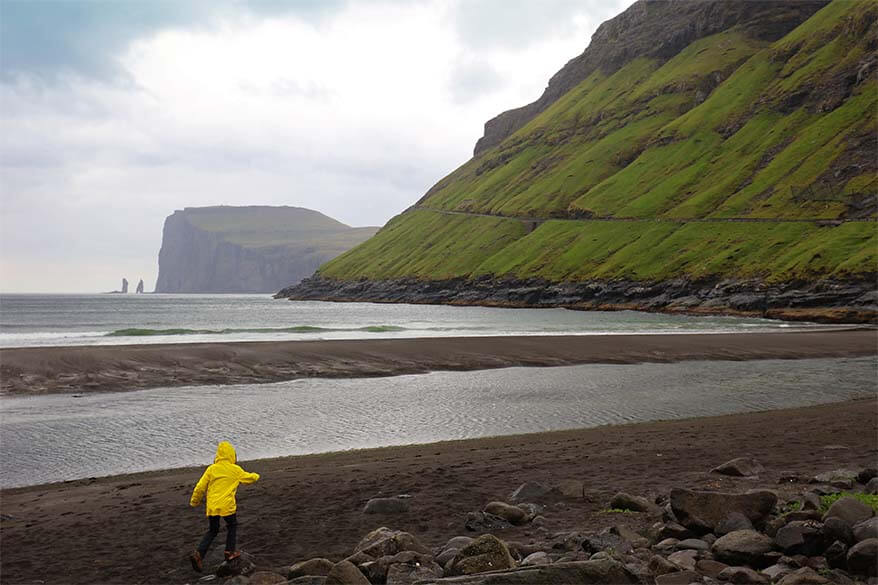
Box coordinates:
[154,206,377,293]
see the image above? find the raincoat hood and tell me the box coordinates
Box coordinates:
[214,441,236,464]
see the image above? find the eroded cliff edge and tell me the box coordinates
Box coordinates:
[155,206,377,293]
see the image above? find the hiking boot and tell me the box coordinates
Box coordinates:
[189,550,203,572]
[224,550,241,561]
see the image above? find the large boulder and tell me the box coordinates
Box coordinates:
[385,551,444,585]
[774,521,824,556]
[325,560,370,585]
[288,558,335,579]
[654,571,701,585]
[215,552,258,578]
[846,538,878,577]
[716,512,754,536]
[353,527,430,559]
[364,497,410,514]
[670,488,777,532]
[822,496,875,527]
[717,566,769,584]
[865,477,878,495]
[812,469,859,484]
[447,534,516,576]
[464,512,511,532]
[776,567,831,585]
[712,457,765,477]
[823,516,855,545]
[853,517,878,542]
[712,529,774,566]
[413,559,639,584]
[610,492,661,515]
[483,501,527,525]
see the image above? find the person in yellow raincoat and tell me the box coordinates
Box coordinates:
[188,441,260,572]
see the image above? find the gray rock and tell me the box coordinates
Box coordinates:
[865,477,878,495]
[653,537,679,553]
[718,566,769,583]
[654,570,701,585]
[801,493,821,511]
[760,563,794,581]
[436,548,460,567]
[774,521,825,556]
[483,501,527,525]
[325,560,369,585]
[553,479,584,498]
[520,552,550,566]
[651,521,696,542]
[386,552,443,585]
[612,524,649,548]
[247,572,287,585]
[776,567,831,584]
[289,577,328,585]
[847,538,878,577]
[289,559,335,579]
[667,549,698,570]
[857,468,878,484]
[215,552,257,578]
[825,540,848,569]
[413,559,639,584]
[610,492,662,515]
[823,497,875,527]
[712,457,766,477]
[712,530,774,566]
[465,512,511,532]
[824,516,855,545]
[353,527,430,558]
[854,517,878,542]
[509,482,551,503]
[812,469,859,484]
[581,529,631,555]
[442,536,475,552]
[648,554,677,575]
[448,534,516,576]
[670,488,777,532]
[364,497,410,514]
[676,538,710,551]
[717,512,755,536]
[696,558,728,577]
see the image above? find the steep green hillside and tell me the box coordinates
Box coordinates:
[282,0,876,320]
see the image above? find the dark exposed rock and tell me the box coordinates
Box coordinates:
[775,567,831,584]
[856,468,878,484]
[774,521,825,556]
[670,488,777,532]
[696,558,728,577]
[717,512,755,536]
[610,492,662,515]
[447,534,516,576]
[520,551,550,566]
[718,565,769,584]
[465,512,511,532]
[853,517,878,542]
[385,551,443,585]
[278,276,877,324]
[712,457,766,477]
[667,548,698,571]
[825,540,848,570]
[215,552,258,578]
[248,571,288,585]
[648,554,677,575]
[801,493,821,511]
[415,559,639,584]
[712,530,774,566]
[483,502,527,525]
[325,560,370,585]
[676,538,710,551]
[654,570,701,585]
[865,477,878,495]
[353,527,430,559]
[822,496,875,527]
[289,577,328,585]
[846,538,878,576]
[652,521,696,542]
[508,482,551,503]
[288,558,335,579]
[824,516,855,545]
[812,469,859,484]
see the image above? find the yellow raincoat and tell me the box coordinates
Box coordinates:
[190,441,260,516]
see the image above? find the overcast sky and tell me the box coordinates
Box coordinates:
[1,0,632,293]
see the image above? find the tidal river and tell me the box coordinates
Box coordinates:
[1,356,874,489]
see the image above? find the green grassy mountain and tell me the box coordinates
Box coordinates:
[279,0,877,322]
[155,206,378,293]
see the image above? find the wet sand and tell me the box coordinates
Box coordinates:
[1,329,875,395]
[1,397,875,584]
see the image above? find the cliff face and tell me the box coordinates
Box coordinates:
[154,206,378,293]
[473,0,828,155]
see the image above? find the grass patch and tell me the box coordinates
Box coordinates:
[819,493,878,514]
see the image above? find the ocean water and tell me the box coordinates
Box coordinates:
[1,356,873,488]
[0,293,831,348]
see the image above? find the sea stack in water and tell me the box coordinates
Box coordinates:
[136,279,144,294]
[154,206,378,294]
[121,278,128,294]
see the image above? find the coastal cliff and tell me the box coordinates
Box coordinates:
[278,0,877,322]
[155,206,377,293]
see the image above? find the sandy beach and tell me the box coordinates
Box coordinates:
[1,328,875,395]
[0,397,875,584]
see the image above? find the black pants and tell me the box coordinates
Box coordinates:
[197,514,237,558]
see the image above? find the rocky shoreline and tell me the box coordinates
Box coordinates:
[198,463,878,585]
[275,276,877,324]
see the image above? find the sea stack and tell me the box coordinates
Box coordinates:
[121,278,128,294]
[135,279,144,294]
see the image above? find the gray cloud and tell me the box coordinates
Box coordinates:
[449,59,506,104]
[0,0,346,83]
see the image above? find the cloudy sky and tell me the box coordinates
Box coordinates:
[1,0,631,293]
